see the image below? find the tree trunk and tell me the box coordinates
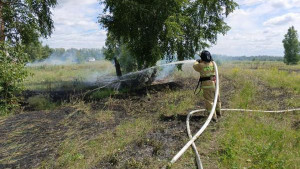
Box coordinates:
[0,1,5,42]
[114,57,122,77]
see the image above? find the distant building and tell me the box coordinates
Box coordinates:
[88,57,96,62]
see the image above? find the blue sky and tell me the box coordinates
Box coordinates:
[43,0,300,56]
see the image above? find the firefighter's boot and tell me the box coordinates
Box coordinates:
[216,109,222,118]
[216,94,222,118]
[212,112,218,122]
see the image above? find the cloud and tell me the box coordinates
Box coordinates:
[209,0,300,56]
[42,0,106,49]
[237,0,300,8]
[57,0,96,7]
[270,0,289,8]
[263,13,300,26]
[270,0,300,9]
[236,0,267,6]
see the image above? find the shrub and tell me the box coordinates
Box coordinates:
[0,43,28,115]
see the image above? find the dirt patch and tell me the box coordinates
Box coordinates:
[292,121,300,130]
[254,80,294,110]
[94,116,213,169]
[0,104,131,169]
[0,107,73,168]
[219,75,236,108]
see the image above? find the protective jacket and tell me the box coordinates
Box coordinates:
[193,61,215,89]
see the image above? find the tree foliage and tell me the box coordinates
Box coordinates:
[282,26,300,65]
[99,0,238,71]
[0,0,57,44]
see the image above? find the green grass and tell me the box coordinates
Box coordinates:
[160,90,199,117]
[88,88,130,100]
[231,81,256,109]
[27,94,58,110]
[255,68,300,94]
[222,64,300,108]
[223,62,300,94]
[88,89,116,99]
[225,61,300,70]
[218,111,300,169]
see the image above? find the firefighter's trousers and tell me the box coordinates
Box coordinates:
[203,87,221,120]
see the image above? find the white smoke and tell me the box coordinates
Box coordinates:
[27,52,79,66]
[155,64,176,81]
[85,71,114,84]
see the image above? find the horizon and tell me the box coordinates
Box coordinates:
[48,48,284,58]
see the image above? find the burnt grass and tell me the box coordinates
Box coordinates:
[0,75,297,169]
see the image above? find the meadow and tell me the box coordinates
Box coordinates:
[0,60,299,169]
[24,61,114,91]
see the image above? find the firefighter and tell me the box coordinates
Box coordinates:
[193,50,221,122]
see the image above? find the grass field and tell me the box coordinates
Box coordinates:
[0,61,299,169]
[24,61,114,91]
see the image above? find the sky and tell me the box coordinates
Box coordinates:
[43,0,300,56]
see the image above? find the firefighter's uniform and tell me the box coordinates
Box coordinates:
[193,60,221,121]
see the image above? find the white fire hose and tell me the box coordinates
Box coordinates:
[167,61,300,169]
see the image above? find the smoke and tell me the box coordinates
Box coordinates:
[89,60,194,90]
[154,64,176,81]
[27,52,79,66]
[152,60,195,82]
[26,48,104,66]
[85,71,115,84]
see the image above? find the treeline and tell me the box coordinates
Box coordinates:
[25,42,53,61]
[213,55,283,62]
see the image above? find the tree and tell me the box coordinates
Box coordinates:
[282,26,300,65]
[102,33,138,76]
[0,0,57,114]
[25,42,53,62]
[99,0,238,73]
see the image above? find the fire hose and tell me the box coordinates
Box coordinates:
[167,61,300,169]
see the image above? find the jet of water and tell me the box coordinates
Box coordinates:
[92,60,196,90]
